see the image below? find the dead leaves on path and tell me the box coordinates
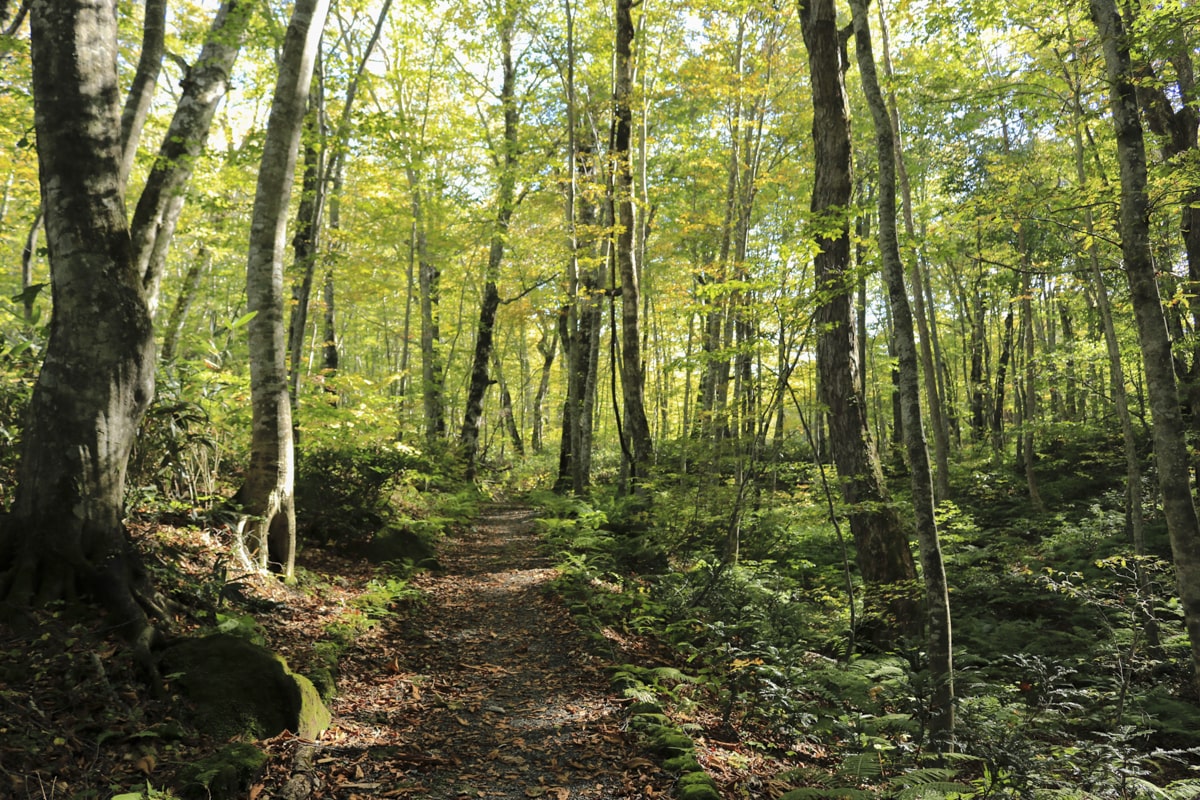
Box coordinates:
[254,508,676,798]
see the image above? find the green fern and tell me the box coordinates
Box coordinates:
[780,789,874,800]
[839,751,884,780]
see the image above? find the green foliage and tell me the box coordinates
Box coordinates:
[293,441,436,546]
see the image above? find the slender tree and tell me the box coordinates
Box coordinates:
[242,0,330,578]
[850,0,953,745]
[613,0,652,487]
[1090,0,1200,693]
[460,3,520,479]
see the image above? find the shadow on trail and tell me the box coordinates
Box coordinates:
[309,505,674,799]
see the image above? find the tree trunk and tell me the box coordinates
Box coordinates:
[129,0,251,315]
[1091,0,1200,695]
[532,332,556,453]
[491,348,524,457]
[800,0,918,643]
[460,10,519,479]
[161,248,210,363]
[118,0,166,186]
[851,0,953,745]
[614,0,652,487]
[321,268,338,375]
[412,178,445,444]
[991,302,1014,459]
[242,0,329,579]
[1018,261,1044,511]
[1,0,160,654]
[288,104,325,406]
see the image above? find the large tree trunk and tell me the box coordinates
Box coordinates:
[850,0,953,745]
[242,0,329,579]
[1091,0,1200,695]
[1,0,160,652]
[800,0,918,643]
[614,0,652,488]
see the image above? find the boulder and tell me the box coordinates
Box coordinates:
[161,634,331,741]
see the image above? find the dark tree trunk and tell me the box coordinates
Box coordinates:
[799,0,918,642]
[288,106,325,405]
[413,179,445,444]
[1091,0,1200,695]
[1,0,160,655]
[614,0,652,487]
[460,11,519,479]
[491,349,524,457]
[991,303,1014,457]
[850,0,953,745]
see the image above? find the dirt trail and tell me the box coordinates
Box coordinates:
[277,505,675,799]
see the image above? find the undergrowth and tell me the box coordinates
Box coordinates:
[528,440,1200,799]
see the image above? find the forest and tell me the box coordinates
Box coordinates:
[1,0,1200,797]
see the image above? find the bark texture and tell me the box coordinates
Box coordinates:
[1091,0,1200,694]
[1,0,159,650]
[243,0,330,578]
[799,0,918,641]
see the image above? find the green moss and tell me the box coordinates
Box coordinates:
[677,783,721,800]
[160,634,331,741]
[179,742,266,800]
[663,754,701,773]
[677,772,717,789]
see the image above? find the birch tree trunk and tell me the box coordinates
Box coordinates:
[242,0,329,579]
[130,0,250,315]
[1090,0,1200,694]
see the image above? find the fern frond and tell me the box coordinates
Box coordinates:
[780,789,874,800]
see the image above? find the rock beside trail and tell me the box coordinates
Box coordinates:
[161,633,331,741]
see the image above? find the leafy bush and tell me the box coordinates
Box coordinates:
[293,441,432,546]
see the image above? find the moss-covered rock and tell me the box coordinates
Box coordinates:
[160,634,331,740]
[677,783,721,800]
[178,742,267,800]
[362,523,439,568]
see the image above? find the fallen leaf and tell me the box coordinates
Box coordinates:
[135,755,156,775]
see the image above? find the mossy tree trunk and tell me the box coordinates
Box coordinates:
[0,0,160,652]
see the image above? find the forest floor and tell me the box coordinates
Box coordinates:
[254,504,679,799]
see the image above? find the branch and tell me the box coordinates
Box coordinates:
[499,273,559,305]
